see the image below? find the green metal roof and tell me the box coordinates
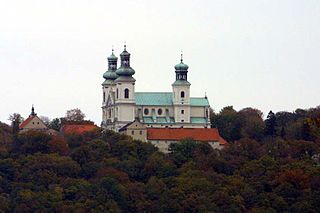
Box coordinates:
[191,117,209,124]
[135,92,173,106]
[190,98,210,106]
[102,79,115,85]
[143,116,175,124]
[135,92,210,107]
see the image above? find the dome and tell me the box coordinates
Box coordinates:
[116,44,135,76]
[103,70,119,80]
[120,45,130,57]
[115,67,135,76]
[108,52,118,61]
[175,61,189,70]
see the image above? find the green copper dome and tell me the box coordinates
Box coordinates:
[108,52,118,60]
[116,67,135,76]
[175,59,189,70]
[103,49,119,81]
[116,45,135,76]
[103,70,119,80]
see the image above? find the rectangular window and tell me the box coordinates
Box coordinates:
[181,110,184,114]
[131,130,134,135]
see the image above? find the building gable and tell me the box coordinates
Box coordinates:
[20,116,48,130]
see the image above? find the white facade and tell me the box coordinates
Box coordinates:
[149,140,224,153]
[101,47,211,132]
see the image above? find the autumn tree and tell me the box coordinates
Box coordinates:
[65,108,86,122]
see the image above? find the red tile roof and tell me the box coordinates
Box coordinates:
[61,124,99,134]
[147,128,228,145]
[19,116,35,129]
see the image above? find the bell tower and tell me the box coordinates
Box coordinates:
[102,49,119,129]
[114,44,136,130]
[172,54,191,124]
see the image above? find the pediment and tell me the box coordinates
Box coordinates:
[106,92,115,106]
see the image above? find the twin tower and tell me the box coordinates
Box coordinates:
[102,45,211,132]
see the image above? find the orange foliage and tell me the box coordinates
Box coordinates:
[277,169,310,189]
[48,136,69,155]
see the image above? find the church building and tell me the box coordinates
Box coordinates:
[19,106,48,133]
[101,45,211,131]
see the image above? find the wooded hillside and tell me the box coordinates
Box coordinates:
[0,106,319,212]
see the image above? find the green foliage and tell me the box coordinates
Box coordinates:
[48,118,61,131]
[265,110,277,137]
[13,131,52,155]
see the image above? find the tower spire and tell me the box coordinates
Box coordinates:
[31,105,36,116]
[181,50,183,63]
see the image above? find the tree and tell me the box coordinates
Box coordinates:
[265,111,277,137]
[211,106,241,142]
[48,136,69,155]
[239,108,265,141]
[301,121,312,141]
[280,127,286,138]
[65,108,85,122]
[169,138,198,166]
[8,113,24,134]
[39,116,50,126]
[49,118,62,131]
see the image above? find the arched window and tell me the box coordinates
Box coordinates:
[144,108,149,115]
[124,88,129,99]
[181,91,185,98]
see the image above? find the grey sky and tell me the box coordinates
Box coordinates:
[1,0,319,124]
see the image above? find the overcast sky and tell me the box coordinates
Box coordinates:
[1,0,320,125]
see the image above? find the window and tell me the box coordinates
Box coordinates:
[181,110,184,114]
[103,92,105,102]
[131,130,134,135]
[37,122,39,124]
[181,91,185,98]
[181,120,184,122]
[144,108,149,115]
[158,108,162,115]
[139,130,142,135]
[124,88,129,99]
[116,88,119,99]
[32,122,34,124]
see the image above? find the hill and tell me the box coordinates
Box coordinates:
[0,106,319,212]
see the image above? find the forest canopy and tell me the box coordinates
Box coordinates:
[0,106,319,212]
